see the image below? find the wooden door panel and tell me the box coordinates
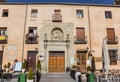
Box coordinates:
[27,51,36,70]
[49,51,65,72]
[107,28,115,41]
[76,28,85,37]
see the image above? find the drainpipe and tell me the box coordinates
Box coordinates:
[87,6,92,55]
[22,5,28,63]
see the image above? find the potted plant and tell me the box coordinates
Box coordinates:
[71,65,77,70]
[27,68,34,82]
[87,66,92,73]
[4,64,7,72]
[37,60,41,71]
[22,59,27,73]
[6,62,11,72]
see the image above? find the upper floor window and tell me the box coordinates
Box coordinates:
[2,9,8,17]
[74,27,87,44]
[0,27,7,43]
[0,27,7,36]
[28,27,37,36]
[106,28,118,44]
[52,9,62,22]
[105,11,112,19]
[31,9,38,18]
[76,10,83,18]
[26,27,38,44]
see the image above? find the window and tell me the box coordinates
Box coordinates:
[0,27,7,36]
[2,9,8,17]
[108,49,118,65]
[105,11,112,18]
[28,27,37,36]
[75,28,86,43]
[76,10,83,18]
[31,9,37,17]
[52,9,62,22]
[0,27,7,43]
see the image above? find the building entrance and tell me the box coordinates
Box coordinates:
[49,51,65,72]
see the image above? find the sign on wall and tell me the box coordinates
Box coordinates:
[14,62,22,71]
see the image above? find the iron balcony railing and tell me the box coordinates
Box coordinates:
[0,35,8,44]
[52,14,62,22]
[105,36,118,44]
[25,34,38,44]
[74,36,87,44]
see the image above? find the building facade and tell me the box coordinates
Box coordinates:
[0,0,5,2]
[0,3,120,73]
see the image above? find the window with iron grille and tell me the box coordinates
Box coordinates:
[2,9,8,17]
[0,27,7,36]
[76,10,84,18]
[31,9,38,18]
[105,11,112,19]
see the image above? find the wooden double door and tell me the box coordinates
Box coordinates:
[49,51,65,72]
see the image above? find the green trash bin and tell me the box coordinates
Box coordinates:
[86,73,94,82]
[18,73,27,82]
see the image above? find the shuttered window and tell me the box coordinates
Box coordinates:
[76,28,85,38]
[106,28,115,42]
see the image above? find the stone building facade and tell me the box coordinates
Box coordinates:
[0,3,120,73]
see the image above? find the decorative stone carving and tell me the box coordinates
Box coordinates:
[51,28,63,40]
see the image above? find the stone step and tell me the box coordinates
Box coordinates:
[42,74,70,78]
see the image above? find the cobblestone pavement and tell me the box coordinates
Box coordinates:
[40,74,75,82]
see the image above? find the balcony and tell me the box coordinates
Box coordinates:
[0,35,8,44]
[74,36,87,44]
[105,36,118,44]
[52,14,62,22]
[25,33,38,44]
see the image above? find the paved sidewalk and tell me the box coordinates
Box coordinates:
[40,74,75,82]
[0,78,18,82]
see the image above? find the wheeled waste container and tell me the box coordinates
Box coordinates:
[18,73,27,82]
[70,69,76,80]
[86,73,94,82]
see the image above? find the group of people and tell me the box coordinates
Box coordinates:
[94,69,120,82]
